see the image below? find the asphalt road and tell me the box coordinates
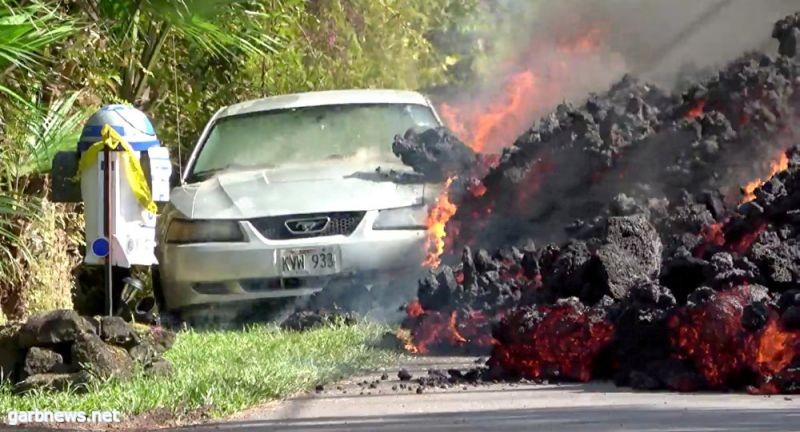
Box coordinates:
[170,356,800,432]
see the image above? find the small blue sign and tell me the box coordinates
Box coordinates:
[91,237,110,257]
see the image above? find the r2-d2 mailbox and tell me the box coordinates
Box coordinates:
[77,105,172,267]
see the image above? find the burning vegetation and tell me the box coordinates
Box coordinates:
[396,12,800,394]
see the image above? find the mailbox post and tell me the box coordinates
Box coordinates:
[52,104,172,316]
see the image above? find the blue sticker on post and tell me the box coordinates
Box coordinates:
[91,237,110,257]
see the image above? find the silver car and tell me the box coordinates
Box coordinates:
[153,89,443,316]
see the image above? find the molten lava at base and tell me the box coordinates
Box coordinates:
[488,300,615,382]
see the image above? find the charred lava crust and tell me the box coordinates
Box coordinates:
[392,127,480,183]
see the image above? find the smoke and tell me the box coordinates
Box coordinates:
[505,0,800,83]
[557,0,800,85]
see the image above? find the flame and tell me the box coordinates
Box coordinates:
[439,27,609,153]
[439,71,536,153]
[741,152,789,203]
[423,177,457,268]
[448,311,468,345]
[472,71,537,153]
[397,327,419,354]
[405,309,488,355]
[568,27,605,53]
[439,103,469,142]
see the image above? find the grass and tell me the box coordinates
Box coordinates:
[0,322,395,419]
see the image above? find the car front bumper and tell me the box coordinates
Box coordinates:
[156,210,427,311]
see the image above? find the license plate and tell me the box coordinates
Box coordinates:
[279,247,341,277]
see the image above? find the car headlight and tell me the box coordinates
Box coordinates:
[165,219,244,244]
[373,205,428,230]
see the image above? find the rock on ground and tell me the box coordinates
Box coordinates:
[17,310,96,348]
[99,316,134,346]
[71,332,134,379]
[12,371,93,395]
[23,347,65,377]
[0,323,21,382]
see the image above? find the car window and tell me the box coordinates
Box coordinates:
[189,103,439,180]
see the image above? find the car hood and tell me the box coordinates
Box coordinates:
[170,160,431,219]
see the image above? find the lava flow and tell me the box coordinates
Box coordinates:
[396,11,800,395]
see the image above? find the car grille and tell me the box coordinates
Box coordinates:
[250,211,366,240]
[240,277,329,292]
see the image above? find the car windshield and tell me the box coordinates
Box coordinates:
[188,103,439,181]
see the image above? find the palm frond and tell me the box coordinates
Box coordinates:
[19,91,90,175]
[101,0,282,57]
[0,2,77,103]
[0,4,76,71]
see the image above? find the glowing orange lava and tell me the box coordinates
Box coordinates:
[670,285,800,392]
[751,318,798,377]
[406,299,424,319]
[741,152,789,203]
[686,99,706,119]
[489,302,615,382]
[423,177,457,268]
[468,179,488,198]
